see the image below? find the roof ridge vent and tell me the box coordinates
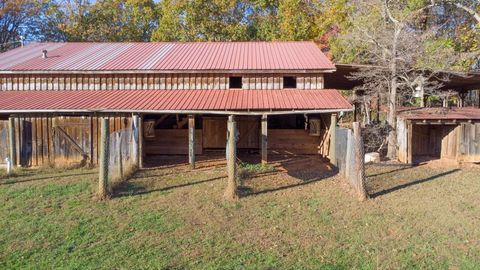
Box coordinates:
[42,49,48,59]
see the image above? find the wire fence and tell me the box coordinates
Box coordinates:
[0,127,8,164]
[108,126,136,183]
[334,124,368,200]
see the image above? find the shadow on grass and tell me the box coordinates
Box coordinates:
[240,159,338,198]
[367,165,414,178]
[0,172,96,185]
[369,168,460,198]
[113,175,225,198]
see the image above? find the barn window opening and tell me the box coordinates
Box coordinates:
[229,76,243,89]
[283,76,297,88]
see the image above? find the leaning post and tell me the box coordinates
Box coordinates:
[261,114,268,165]
[8,117,16,173]
[353,122,368,201]
[98,117,110,199]
[224,115,238,200]
[329,113,338,166]
[188,114,195,169]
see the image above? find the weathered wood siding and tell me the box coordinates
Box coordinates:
[145,129,203,155]
[458,123,480,162]
[0,73,324,91]
[397,119,408,163]
[269,129,321,155]
[202,116,259,149]
[398,119,480,163]
[0,115,131,167]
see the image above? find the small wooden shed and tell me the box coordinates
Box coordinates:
[397,107,480,164]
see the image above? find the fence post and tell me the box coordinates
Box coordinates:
[261,114,268,165]
[132,114,140,168]
[138,115,144,169]
[98,117,110,199]
[329,113,338,166]
[117,132,123,179]
[188,114,195,169]
[8,117,16,170]
[224,115,238,200]
[353,122,368,201]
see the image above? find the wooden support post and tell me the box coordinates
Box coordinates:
[224,115,238,200]
[188,114,195,169]
[138,115,144,169]
[8,117,16,170]
[353,122,368,201]
[329,113,338,166]
[261,114,268,165]
[132,114,140,168]
[98,117,110,199]
[407,121,413,164]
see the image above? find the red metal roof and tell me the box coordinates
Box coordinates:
[0,89,351,112]
[398,107,480,120]
[0,42,334,72]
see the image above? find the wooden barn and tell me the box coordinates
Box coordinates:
[397,107,480,164]
[0,42,352,168]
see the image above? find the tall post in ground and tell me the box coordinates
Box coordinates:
[224,115,238,200]
[132,114,140,168]
[8,117,16,172]
[99,117,110,199]
[353,122,368,201]
[138,115,144,169]
[188,114,195,169]
[329,113,338,166]
[261,114,268,165]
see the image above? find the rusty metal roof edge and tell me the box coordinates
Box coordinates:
[0,68,336,75]
[0,108,353,115]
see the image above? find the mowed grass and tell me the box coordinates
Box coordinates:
[1,157,480,269]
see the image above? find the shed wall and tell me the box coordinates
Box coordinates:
[397,119,480,163]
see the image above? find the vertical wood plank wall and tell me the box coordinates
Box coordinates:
[0,115,131,167]
[400,120,480,163]
[0,73,324,91]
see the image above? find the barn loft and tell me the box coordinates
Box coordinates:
[397,107,480,164]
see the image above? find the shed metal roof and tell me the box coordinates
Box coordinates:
[0,42,335,73]
[0,89,351,114]
[398,107,480,120]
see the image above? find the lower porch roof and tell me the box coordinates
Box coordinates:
[398,107,480,121]
[0,89,352,115]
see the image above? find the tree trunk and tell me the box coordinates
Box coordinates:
[386,80,398,160]
[386,27,401,160]
[363,99,371,125]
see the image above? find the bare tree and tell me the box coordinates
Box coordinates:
[341,0,461,159]
[0,0,46,51]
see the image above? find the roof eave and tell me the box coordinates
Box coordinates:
[0,108,352,116]
[0,68,336,75]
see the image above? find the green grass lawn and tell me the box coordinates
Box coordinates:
[1,157,480,269]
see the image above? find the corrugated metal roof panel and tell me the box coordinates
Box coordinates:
[0,42,334,72]
[0,89,351,112]
[398,107,480,120]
